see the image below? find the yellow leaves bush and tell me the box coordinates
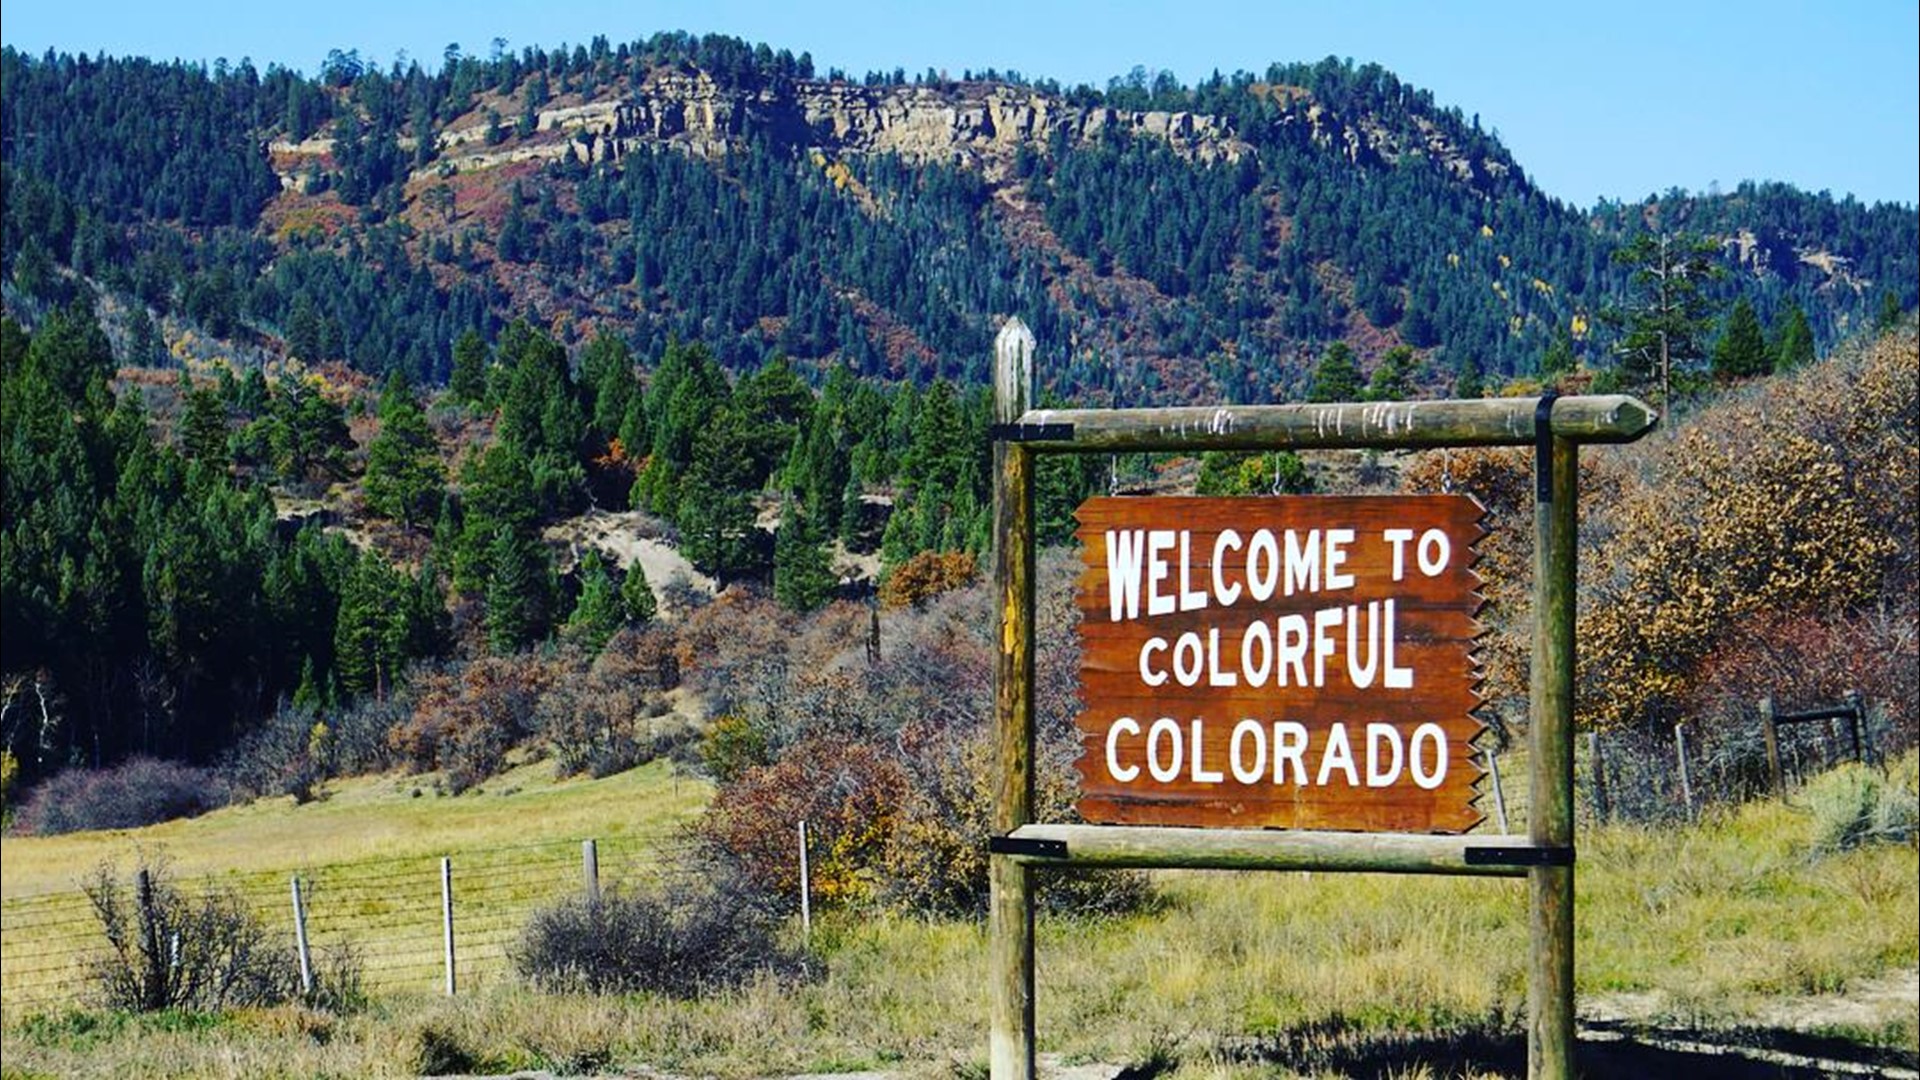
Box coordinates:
[1578,325,1918,730]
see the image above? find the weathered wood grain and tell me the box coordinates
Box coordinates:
[1074,495,1488,832]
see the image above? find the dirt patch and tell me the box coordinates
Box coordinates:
[542,509,716,616]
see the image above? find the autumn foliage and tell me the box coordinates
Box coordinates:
[1576,325,1917,739]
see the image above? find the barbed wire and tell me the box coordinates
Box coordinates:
[1,831,692,1009]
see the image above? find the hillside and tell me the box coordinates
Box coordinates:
[3,36,1914,402]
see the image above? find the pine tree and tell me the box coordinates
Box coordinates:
[179,377,230,469]
[1770,302,1816,373]
[1454,356,1485,399]
[1540,329,1577,381]
[1601,232,1722,403]
[1307,342,1362,403]
[1711,297,1769,380]
[1876,290,1904,331]
[563,549,624,651]
[773,498,835,614]
[484,528,550,652]
[448,329,489,405]
[1363,345,1418,401]
[620,558,657,624]
[363,376,445,528]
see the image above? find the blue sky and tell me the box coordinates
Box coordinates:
[4,0,1915,209]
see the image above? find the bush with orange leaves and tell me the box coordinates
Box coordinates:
[387,653,560,793]
[700,735,907,906]
[879,550,977,610]
[1577,324,1917,735]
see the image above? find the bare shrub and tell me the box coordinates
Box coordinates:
[83,857,361,1012]
[538,641,693,779]
[15,757,227,835]
[512,871,803,997]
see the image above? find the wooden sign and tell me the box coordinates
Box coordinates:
[1074,495,1488,833]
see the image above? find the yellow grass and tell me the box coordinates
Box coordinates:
[0,759,710,1009]
[2,757,1913,1079]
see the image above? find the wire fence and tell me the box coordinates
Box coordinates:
[1,829,700,1012]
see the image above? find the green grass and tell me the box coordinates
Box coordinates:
[2,757,1914,1079]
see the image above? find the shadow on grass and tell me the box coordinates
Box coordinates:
[1213,1015,1918,1079]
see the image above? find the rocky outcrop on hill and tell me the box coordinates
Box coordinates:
[422,72,1254,179]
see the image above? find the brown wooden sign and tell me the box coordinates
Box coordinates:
[1074,495,1488,833]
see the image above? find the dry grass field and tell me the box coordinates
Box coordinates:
[1,754,1913,1079]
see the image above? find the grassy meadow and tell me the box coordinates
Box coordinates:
[1,754,1914,1079]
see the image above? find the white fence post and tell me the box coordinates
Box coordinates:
[798,820,812,937]
[440,857,456,996]
[290,875,313,995]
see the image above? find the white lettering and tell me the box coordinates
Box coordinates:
[1312,607,1344,687]
[1139,637,1169,687]
[1190,720,1224,782]
[1273,721,1309,785]
[1207,628,1238,687]
[1172,632,1204,687]
[1325,528,1356,590]
[1146,717,1182,782]
[1317,722,1359,786]
[1240,619,1273,688]
[1346,600,1381,689]
[1365,723,1404,787]
[1212,529,1244,606]
[1384,528,1415,581]
[1284,529,1319,596]
[1147,530,1177,615]
[1179,531,1208,611]
[1410,723,1448,789]
[1247,529,1280,601]
[1229,720,1267,784]
[1105,529,1147,621]
[1384,600,1414,689]
[1106,717,1141,782]
[1276,615,1309,687]
[1417,529,1450,577]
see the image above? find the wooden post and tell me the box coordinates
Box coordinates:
[1587,731,1609,822]
[990,317,1038,1080]
[135,867,164,1010]
[1485,745,1510,834]
[582,839,600,904]
[1760,697,1782,799]
[797,820,812,937]
[1674,723,1695,820]
[290,875,313,995]
[1528,426,1577,1080]
[1845,690,1866,764]
[440,857,456,997]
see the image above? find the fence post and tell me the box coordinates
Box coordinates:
[135,867,164,1010]
[1484,745,1510,834]
[1587,731,1609,822]
[1760,697,1782,798]
[1845,690,1867,764]
[290,875,313,995]
[582,839,600,904]
[440,857,456,997]
[797,820,812,937]
[1674,723,1695,820]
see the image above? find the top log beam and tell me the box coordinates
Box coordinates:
[1000,395,1656,452]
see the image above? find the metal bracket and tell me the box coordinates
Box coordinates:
[1534,390,1562,503]
[1465,845,1574,867]
[989,422,1075,443]
[988,836,1069,859]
